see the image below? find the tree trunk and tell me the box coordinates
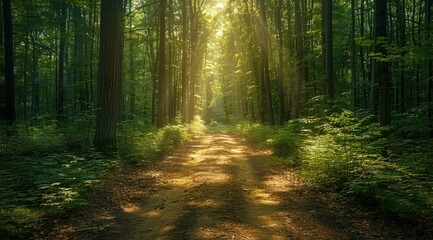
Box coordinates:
[374,0,391,126]
[94,0,124,151]
[324,0,334,100]
[56,2,66,122]
[292,0,304,119]
[426,0,433,137]
[168,0,175,123]
[157,0,166,128]
[256,0,274,125]
[276,0,286,125]
[181,0,188,123]
[351,0,357,108]
[128,0,135,119]
[31,31,40,118]
[3,0,16,125]
[360,0,368,109]
[397,0,406,113]
[23,6,30,121]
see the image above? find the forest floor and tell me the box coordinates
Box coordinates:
[36,132,420,240]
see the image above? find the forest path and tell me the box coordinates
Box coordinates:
[41,132,404,240]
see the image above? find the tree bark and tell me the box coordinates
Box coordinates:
[2,0,16,125]
[56,2,66,122]
[373,0,391,126]
[94,0,124,151]
[256,0,274,125]
[292,0,304,119]
[426,0,433,137]
[276,0,286,124]
[323,0,334,100]
[351,0,357,108]
[181,0,188,123]
[157,0,166,128]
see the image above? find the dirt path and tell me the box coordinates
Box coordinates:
[40,132,418,240]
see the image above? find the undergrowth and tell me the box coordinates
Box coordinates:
[236,109,433,234]
[0,116,206,238]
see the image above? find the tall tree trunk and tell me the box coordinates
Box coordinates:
[374,0,391,126]
[128,0,135,119]
[321,0,327,95]
[57,2,66,122]
[286,0,294,116]
[257,0,274,125]
[3,0,16,125]
[31,31,40,118]
[89,0,98,106]
[168,0,175,123]
[351,0,357,108]
[181,0,188,123]
[292,0,304,119]
[397,0,406,113]
[360,0,368,109]
[323,0,334,100]
[276,0,286,124]
[23,6,30,121]
[426,0,433,137]
[157,0,166,128]
[94,0,124,151]
[187,0,197,123]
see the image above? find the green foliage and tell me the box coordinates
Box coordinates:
[207,121,235,132]
[117,116,206,165]
[235,121,274,146]
[0,117,206,238]
[267,122,304,166]
[301,110,383,188]
[240,109,433,231]
[0,148,119,238]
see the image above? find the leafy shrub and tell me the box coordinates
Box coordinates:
[268,121,304,166]
[300,110,383,189]
[235,121,273,145]
[117,115,206,164]
[158,125,187,153]
[0,116,206,238]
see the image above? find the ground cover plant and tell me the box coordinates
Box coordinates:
[236,109,433,235]
[0,117,205,238]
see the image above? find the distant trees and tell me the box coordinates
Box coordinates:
[2,0,433,142]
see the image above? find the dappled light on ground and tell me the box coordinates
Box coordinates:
[97,132,358,240]
[39,132,420,240]
[107,132,303,239]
